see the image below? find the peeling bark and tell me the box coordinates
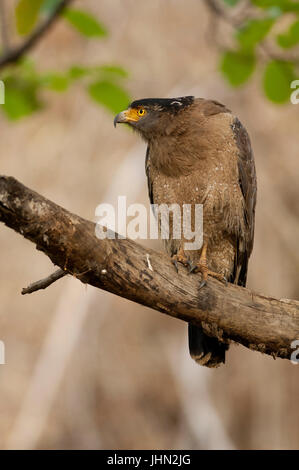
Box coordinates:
[0,175,299,361]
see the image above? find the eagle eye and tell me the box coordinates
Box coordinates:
[137,108,146,117]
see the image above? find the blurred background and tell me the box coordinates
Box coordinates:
[0,0,299,450]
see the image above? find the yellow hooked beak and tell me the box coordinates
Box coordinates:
[114,108,140,127]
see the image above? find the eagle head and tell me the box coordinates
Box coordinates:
[114,96,194,139]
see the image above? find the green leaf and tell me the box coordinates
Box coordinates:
[222,0,240,6]
[266,6,283,17]
[2,78,42,120]
[40,73,70,91]
[220,50,256,86]
[95,65,128,78]
[17,57,39,80]
[277,20,299,48]
[63,8,108,37]
[236,18,275,51]
[252,0,286,5]
[67,64,128,81]
[251,0,299,12]
[15,0,43,35]
[263,60,295,103]
[68,65,89,80]
[88,80,130,114]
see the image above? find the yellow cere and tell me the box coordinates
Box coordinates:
[123,107,147,122]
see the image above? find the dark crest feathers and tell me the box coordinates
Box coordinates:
[130,96,194,114]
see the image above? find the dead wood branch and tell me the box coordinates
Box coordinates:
[0,175,298,361]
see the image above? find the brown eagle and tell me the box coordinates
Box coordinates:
[114,96,257,367]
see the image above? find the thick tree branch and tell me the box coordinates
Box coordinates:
[0,0,74,70]
[0,175,299,361]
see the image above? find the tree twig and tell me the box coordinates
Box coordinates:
[22,268,67,295]
[0,175,299,361]
[0,0,74,70]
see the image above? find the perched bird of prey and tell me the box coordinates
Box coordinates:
[114,96,256,367]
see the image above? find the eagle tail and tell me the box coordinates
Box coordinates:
[188,264,246,368]
[188,323,228,368]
